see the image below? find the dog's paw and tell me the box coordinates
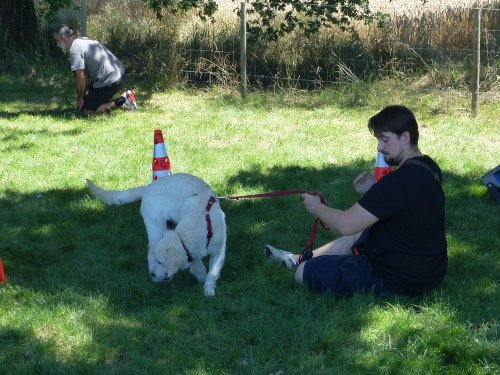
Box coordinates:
[203,284,216,297]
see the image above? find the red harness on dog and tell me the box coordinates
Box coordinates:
[179,195,217,262]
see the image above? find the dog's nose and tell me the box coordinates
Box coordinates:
[150,272,156,278]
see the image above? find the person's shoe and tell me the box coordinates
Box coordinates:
[122,90,137,110]
[264,245,298,269]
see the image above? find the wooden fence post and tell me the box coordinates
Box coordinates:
[471,7,481,116]
[240,1,247,98]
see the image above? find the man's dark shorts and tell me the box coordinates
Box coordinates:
[83,79,122,111]
[303,255,395,296]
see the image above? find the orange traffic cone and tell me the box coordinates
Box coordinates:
[374,152,392,181]
[152,129,172,181]
[0,258,5,285]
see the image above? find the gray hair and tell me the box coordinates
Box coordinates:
[53,24,76,37]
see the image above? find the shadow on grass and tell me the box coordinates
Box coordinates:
[0,129,83,150]
[0,73,153,120]
[0,162,498,373]
[1,72,454,122]
[0,108,85,120]
[0,327,73,373]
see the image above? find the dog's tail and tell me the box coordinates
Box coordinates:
[86,179,144,205]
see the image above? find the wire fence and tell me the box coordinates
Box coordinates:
[179,1,499,111]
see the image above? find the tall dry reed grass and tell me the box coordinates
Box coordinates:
[175,0,499,89]
[41,0,499,90]
[87,0,182,88]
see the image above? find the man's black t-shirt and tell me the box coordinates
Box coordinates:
[357,155,447,295]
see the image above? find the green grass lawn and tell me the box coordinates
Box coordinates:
[0,73,498,374]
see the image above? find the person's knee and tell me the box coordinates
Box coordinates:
[334,234,360,255]
[95,103,114,113]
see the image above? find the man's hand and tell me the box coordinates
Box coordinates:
[302,193,322,215]
[353,171,375,195]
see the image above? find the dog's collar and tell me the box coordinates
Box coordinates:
[179,235,193,262]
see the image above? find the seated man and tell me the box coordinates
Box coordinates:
[266,105,447,297]
[53,25,137,116]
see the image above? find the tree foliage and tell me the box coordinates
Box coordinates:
[144,0,376,40]
[0,0,74,43]
[0,0,39,50]
[145,0,218,21]
[245,0,373,40]
[36,0,76,22]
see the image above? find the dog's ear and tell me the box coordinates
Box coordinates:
[153,232,172,261]
[165,235,187,277]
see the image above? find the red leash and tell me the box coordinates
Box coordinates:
[219,190,328,264]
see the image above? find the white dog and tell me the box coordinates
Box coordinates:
[150,192,226,296]
[86,173,226,296]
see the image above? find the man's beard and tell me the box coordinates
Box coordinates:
[383,153,402,167]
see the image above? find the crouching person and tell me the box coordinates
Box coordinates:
[53,24,137,116]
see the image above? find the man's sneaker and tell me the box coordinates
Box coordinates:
[122,90,137,110]
[264,245,298,269]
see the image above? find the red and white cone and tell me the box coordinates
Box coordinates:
[0,258,5,285]
[374,152,392,181]
[152,129,172,181]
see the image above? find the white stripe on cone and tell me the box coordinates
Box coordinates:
[152,129,172,181]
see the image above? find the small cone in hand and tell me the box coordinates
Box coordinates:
[374,152,392,181]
